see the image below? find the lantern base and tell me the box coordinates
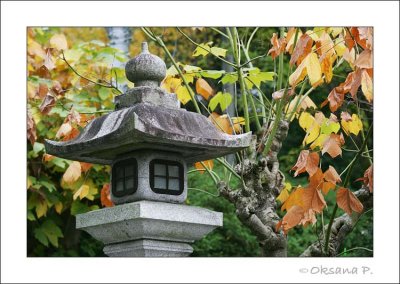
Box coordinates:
[76,200,223,257]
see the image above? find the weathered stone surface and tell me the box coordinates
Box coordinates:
[76,200,223,257]
[111,151,187,204]
[114,86,179,109]
[45,103,252,164]
[104,240,193,257]
[125,42,166,88]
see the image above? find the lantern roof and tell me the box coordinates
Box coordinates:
[45,42,251,164]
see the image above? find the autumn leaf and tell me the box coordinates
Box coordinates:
[290,34,313,66]
[27,111,37,145]
[208,113,243,135]
[354,49,372,69]
[54,202,63,214]
[38,83,48,98]
[340,111,352,122]
[336,187,364,215]
[320,54,333,83]
[50,34,68,50]
[267,32,286,59]
[302,187,326,213]
[322,133,344,158]
[56,122,72,139]
[285,95,317,120]
[196,78,214,100]
[80,162,92,173]
[281,187,304,211]
[194,160,214,174]
[73,184,90,200]
[63,161,82,184]
[356,165,373,193]
[277,182,292,203]
[343,68,362,100]
[39,93,56,114]
[161,77,182,93]
[341,113,363,136]
[299,112,320,144]
[361,69,373,102]
[321,86,345,112]
[292,150,320,177]
[288,58,307,87]
[278,205,305,235]
[316,32,335,59]
[306,53,322,87]
[324,166,342,184]
[37,65,51,79]
[44,49,55,70]
[101,184,114,207]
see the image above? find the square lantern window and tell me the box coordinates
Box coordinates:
[150,159,184,195]
[112,158,138,197]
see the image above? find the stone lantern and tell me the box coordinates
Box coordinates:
[45,42,251,257]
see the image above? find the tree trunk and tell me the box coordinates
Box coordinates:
[218,119,289,257]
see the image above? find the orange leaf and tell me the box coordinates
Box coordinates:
[341,111,353,122]
[208,113,237,134]
[196,78,213,100]
[43,154,55,162]
[292,150,320,177]
[27,111,37,145]
[343,68,362,100]
[354,49,372,69]
[308,168,324,190]
[279,205,305,235]
[38,83,49,99]
[267,32,287,59]
[302,187,326,213]
[356,165,373,193]
[37,65,51,79]
[194,160,214,174]
[320,53,333,83]
[322,133,344,158]
[101,184,114,207]
[63,161,81,184]
[322,86,345,112]
[322,181,335,195]
[281,187,304,211]
[62,127,80,141]
[56,122,72,139]
[336,187,364,215]
[290,34,313,66]
[324,166,342,184]
[80,162,92,173]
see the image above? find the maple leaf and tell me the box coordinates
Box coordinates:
[322,133,344,158]
[175,85,192,105]
[343,68,362,100]
[267,32,287,59]
[39,93,56,115]
[299,112,320,144]
[100,184,114,207]
[209,92,232,112]
[194,160,214,174]
[80,162,92,173]
[37,65,51,79]
[361,69,373,102]
[285,95,317,120]
[290,34,313,66]
[299,208,317,227]
[292,150,320,177]
[208,113,242,135]
[341,113,363,136]
[340,111,353,122]
[73,184,90,200]
[44,49,55,71]
[356,165,373,193]
[278,205,305,235]
[320,53,333,83]
[321,86,345,112]
[336,187,364,215]
[302,187,326,213]
[322,181,335,195]
[161,77,182,93]
[288,57,307,87]
[27,111,37,145]
[354,49,372,69]
[277,183,292,204]
[316,32,335,59]
[63,161,82,184]
[196,78,214,100]
[305,53,322,87]
[324,166,342,184]
[50,34,68,50]
[281,187,304,211]
[38,83,48,99]
[55,122,72,139]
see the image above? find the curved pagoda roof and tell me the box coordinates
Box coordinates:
[45,42,251,164]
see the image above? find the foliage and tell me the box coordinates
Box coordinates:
[27,27,373,257]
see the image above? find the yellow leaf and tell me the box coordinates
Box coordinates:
[361,70,373,102]
[56,122,72,139]
[306,53,322,87]
[36,200,48,218]
[286,95,317,121]
[175,85,192,105]
[196,78,213,100]
[310,133,329,150]
[63,161,82,184]
[341,114,363,136]
[73,184,90,200]
[55,202,63,214]
[50,34,68,50]
[194,160,214,174]
[299,112,320,144]
[329,27,343,38]
[334,37,346,57]
[277,183,292,203]
[231,117,245,133]
[289,58,307,87]
[161,77,182,93]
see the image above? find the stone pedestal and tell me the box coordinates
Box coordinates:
[76,200,223,257]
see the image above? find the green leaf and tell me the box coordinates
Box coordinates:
[42,220,63,238]
[71,200,90,216]
[73,105,97,113]
[98,87,110,100]
[34,228,49,247]
[200,70,225,79]
[38,178,56,192]
[321,118,340,134]
[50,157,68,169]
[245,71,275,88]
[33,142,45,154]
[63,49,84,63]
[221,73,238,84]
[193,43,211,57]
[210,46,227,58]
[209,92,232,112]
[183,64,201,73]
[49,106,69,118]
[27,210,36,221]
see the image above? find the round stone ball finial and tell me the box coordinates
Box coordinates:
[125,42,167,88]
